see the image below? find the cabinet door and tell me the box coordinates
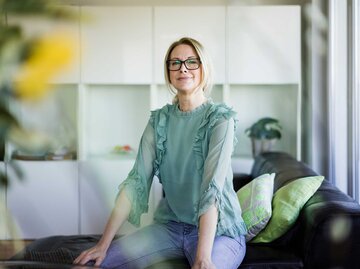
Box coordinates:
[228,6,301,84]
[154,7,226,84]
[81,7,152,84]
[6,161,79,239]
[7,6,80,84]
[79,160,158,235]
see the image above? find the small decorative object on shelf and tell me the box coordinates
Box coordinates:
[112,144,134,155]
[245,117,282,158]
[11,149,77,161]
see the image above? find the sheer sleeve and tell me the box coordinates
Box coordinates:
[198,117,235,218]
[117,120,156,227]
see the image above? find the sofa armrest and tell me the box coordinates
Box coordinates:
[297,181,360,268]
[233,173,253,192]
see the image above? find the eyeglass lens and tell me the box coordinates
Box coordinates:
[167,58,201,71]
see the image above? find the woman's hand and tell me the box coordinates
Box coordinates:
[192,258,216,269]
[73,244,107,267]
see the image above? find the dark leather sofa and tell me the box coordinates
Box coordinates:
[233,151,360,269]
[12,152,360,268]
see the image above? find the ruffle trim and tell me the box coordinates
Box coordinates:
[195,180,221,218]
[118,168,149,227]
[150,105,170,181]
[193,103,237,172]
[194,180,247,238]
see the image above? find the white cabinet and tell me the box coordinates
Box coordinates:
[6,161,79,239]
[79,160,134,235]
[227,6,301,84]
[154,6,226,84]
[79,160,159,235]
[80,7,152,84]
[7,6,80,84]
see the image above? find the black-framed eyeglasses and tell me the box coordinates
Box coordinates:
[166,58,201,71]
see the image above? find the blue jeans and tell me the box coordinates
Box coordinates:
[101,221,246,269]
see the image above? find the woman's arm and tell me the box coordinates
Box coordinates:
[192,204,218,269]
[74,121,156,266]
[194,116,236,268]
[73,190,131,266]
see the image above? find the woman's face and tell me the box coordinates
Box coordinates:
[168,44,202,94]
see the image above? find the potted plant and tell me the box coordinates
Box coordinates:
[245,117,282,157]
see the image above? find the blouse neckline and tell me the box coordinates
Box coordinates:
[173,99,213,117]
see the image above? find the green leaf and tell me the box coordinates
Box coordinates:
[0,99,19,135]
[245,117,282,140]
[2,0,77,20]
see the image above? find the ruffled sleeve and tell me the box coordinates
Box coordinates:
[117,119,156,227]
[198,117,235,215]
[195,104,246,237]
[150,106,169,181]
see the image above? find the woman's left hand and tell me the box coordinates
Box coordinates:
[192,258,216,269]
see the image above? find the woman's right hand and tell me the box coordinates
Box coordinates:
[73,244,107,267]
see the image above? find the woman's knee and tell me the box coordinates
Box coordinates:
[211,235,246,269]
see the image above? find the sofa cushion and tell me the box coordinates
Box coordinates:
[251,175,324,243]
[237,173,275,241]
[241,245,303,269]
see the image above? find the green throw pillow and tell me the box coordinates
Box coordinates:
[237,173,275,242]
[251,175,325,243]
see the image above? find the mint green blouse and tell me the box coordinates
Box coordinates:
[118,101,247,238]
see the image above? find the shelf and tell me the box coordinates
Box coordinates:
[82,84,150,160]
[227,84,299,158]
[8,84,78,161]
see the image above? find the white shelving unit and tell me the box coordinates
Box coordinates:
[226,6,302,160]
[3,4,301,239]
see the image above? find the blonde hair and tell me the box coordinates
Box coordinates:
[163,37,213,103]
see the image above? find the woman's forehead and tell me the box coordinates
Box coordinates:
[170,44,198,58]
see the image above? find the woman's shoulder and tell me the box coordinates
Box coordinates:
[206,102,237,122]
[149,103,174,126]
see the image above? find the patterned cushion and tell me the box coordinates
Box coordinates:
[237,173,275,242]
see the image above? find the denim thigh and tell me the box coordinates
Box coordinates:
[184,233,246,269]
[100,222,184,269]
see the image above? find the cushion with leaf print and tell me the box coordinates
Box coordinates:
[237,173,275,242]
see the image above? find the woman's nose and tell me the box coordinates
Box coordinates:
[180,62,188,72]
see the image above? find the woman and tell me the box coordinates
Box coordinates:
[74,37,247,269]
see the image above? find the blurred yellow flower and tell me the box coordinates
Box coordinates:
[14,32,75,100]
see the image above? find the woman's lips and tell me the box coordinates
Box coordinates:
[177,76,192,80]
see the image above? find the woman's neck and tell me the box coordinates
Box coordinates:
[177,92,207,112]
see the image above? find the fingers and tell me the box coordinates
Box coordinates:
[73,247,106,267]
[73,249,95,265]
[94,257,104,267]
